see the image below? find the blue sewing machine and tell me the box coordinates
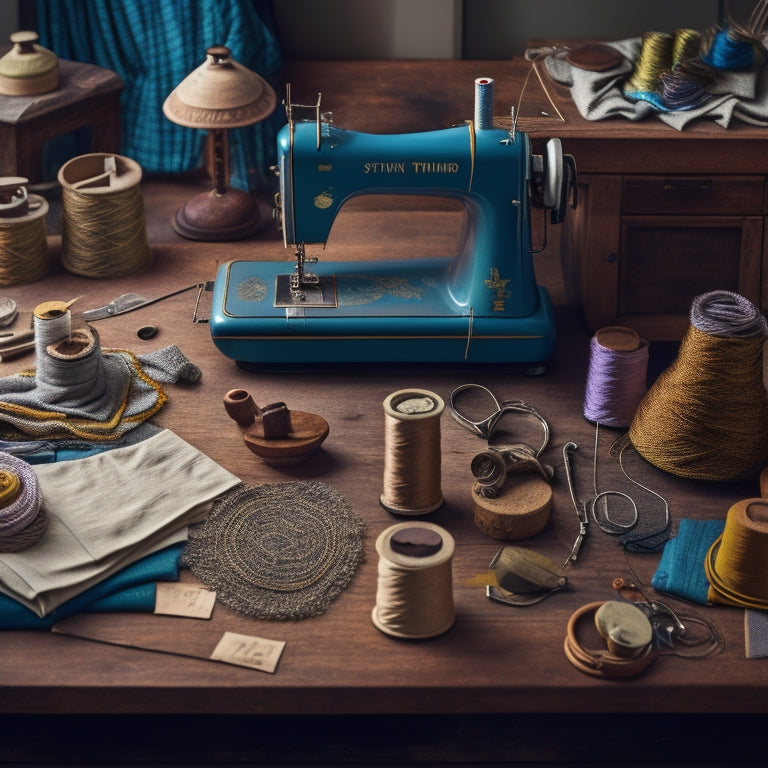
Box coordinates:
[210,79,575,369]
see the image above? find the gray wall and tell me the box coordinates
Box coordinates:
[1,1,724,59]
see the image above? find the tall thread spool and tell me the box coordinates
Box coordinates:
[380,389,444,516]
[58,153,152,278]
[0,181,49,286]
[629,290,768,481]
[583,326,649,428]
[372,521,455,639]
[474,77,494,130]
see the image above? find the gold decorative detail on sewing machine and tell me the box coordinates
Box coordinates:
[485,268,513,312]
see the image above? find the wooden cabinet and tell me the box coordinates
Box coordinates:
[561,172,766,341]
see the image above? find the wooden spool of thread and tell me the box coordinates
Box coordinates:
[583,326,649,428]
[58,153,152,278]
[0,31,58,96]
[629,291,768,481]
[380,389,444,516]
[0,178,50,287]
[372,521,455,639]
[705,497,768,609]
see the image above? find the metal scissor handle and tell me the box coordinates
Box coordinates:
[449,383,550,455]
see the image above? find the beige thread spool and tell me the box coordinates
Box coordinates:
[0,179,49,287]
[372,521,455,639]
[0,31,58,96]
[380,388,444,516]
[58,153,152,278]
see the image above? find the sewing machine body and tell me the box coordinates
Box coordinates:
[210,87,571,369]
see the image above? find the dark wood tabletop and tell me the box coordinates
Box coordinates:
[0,58,766,766]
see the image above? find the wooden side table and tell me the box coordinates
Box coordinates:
[0,56,123,184]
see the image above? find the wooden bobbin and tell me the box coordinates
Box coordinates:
[472,475,552,540]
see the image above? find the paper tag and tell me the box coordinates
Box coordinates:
[154,582,217,619]
[210,631,286,673]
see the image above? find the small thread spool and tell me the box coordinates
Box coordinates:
[372,521,455,639]
[0,450,46,552]
[474,77,494,130]
[58,153,152,278]
[380,389,444,516]
[624,31,674,105]
[705,498,768,608]
[583,326,649,428]
[0,178,50,287]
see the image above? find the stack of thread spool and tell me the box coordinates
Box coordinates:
[58,153,152,279]
[0,178,50,286]
[629,290,768,481]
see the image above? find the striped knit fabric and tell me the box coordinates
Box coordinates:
[34,0,285,190]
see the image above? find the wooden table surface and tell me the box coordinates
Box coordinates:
[1,58,766,766]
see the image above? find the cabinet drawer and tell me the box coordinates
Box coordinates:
[622,175,764,215]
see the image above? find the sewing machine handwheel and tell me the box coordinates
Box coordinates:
[542,138,563,211]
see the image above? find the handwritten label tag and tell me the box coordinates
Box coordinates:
[210,631,286,673]
[154,582,217,619]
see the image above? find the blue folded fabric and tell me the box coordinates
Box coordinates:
[0,542,185,629]
[652,518,725,605]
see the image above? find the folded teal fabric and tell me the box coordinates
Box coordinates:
[0,542,184,629]
[651,518,725,604]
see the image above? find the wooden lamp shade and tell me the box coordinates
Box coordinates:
[162,46,277,241]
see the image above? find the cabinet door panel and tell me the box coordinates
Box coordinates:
[619,216,762,319]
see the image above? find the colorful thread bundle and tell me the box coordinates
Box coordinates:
[372,521,455,639]
[58,153,152,278]
[0,451,46,552]
[629,290,768,481]
[583,326,649,429]
[380,389,444,516]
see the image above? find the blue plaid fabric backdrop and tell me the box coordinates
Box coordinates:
[35,0,285,191]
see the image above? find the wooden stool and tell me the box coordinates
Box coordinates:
[0,56,123,184]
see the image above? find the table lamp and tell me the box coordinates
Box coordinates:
[163,45,277,241]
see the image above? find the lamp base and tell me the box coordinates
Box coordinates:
[172,186,267,241]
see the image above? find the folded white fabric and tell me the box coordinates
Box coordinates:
[0,429,240,616]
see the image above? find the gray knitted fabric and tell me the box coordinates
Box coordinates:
[0,329,201,441]
[182,481,367,621]
[544,37,768,130]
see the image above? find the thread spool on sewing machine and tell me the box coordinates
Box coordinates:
[209,77,576,370]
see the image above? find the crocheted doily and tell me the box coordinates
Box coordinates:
[183,481,366,620]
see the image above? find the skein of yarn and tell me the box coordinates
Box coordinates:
[629,291,768,481]
[372,521,455,639]
[58,153,152,278]
[0,451,46,552]
[380,389,444,516]
[583,326,649,428]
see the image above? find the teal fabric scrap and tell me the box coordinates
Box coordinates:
[34,0,284,190]
[0,542,184,629]
[652,518,725,605]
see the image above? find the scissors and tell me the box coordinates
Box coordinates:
[449,383,550,455]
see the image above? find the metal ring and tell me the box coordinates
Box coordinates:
[590,490,639,534]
